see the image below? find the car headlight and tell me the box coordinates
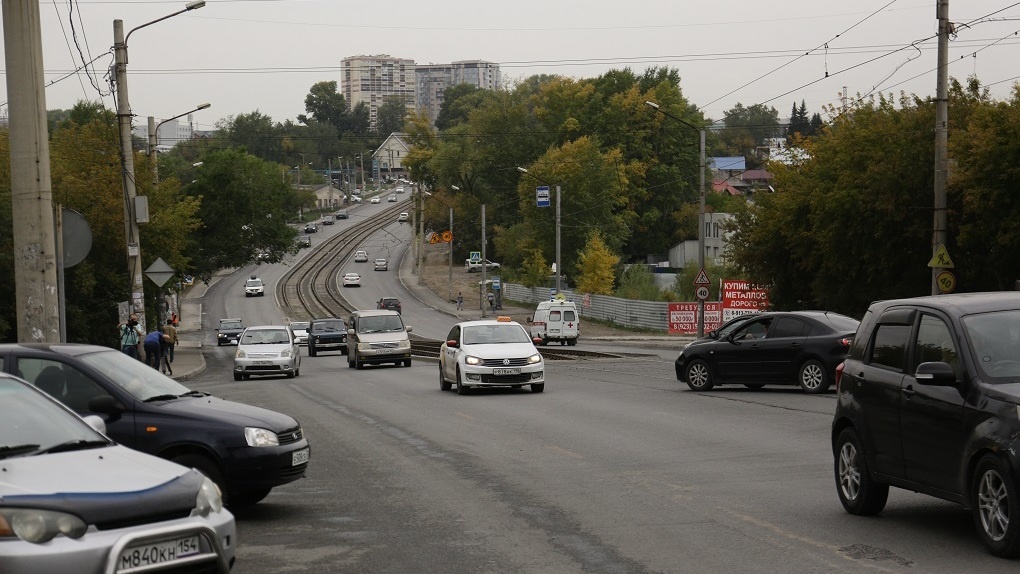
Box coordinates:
[244,427,279,447]
[217,333,226,339]
[235,348,246,358]
[358,342,372,351]
[465,355,483,366]
[527,353,542,364]
[195,476,224,517]
[280,348,292,358]
[397,340,410,350]
[0,508,87,543]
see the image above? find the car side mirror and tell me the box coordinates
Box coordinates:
[527,317,533,324]
[915,361,958,386]
[405,326,412,333]
[82,415,107,435]
[446,340,459,348]
[347,328,355,336]
[88,394,123,416]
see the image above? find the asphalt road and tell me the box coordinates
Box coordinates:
[184,224,1019,573]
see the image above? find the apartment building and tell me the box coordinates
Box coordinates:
[132,114,201,153]
[341,55,416,130]
[416,60,501,125]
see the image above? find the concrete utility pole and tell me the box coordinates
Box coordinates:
[481,204,487,318]
[4,0,60,342]
[932,0,950,295]
[417,184,425,284]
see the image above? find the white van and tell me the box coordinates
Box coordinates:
[529,299,579,346]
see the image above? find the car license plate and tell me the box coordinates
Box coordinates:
[118,535,200,571]
[292,448,310,466]
[492,368,520,376]
[253,361,271,366]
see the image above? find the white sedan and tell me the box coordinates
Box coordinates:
[342,272,361,287]
[439,316,545,395]
[370,197,381,204]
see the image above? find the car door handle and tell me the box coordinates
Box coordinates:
[902,385,916,398]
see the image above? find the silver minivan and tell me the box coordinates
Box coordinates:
[347,310,412,369]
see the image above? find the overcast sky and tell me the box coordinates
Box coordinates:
[5,0,1020,131]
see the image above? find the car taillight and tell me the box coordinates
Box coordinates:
[834,362,845,392]
[838,337,852,347]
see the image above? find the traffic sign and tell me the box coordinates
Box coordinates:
[694,268,711,285]
[928,244,955,268]
[492,277,501,290]
[470,251,481,262]
[536,186,550,207]
[936,270,956,293]
[695,286,710,300]
[441,230,453,242]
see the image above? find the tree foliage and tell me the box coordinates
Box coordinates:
[575,231,619,295]
[376,95,408,136]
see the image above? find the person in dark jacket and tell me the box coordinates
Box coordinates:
[143,328,166,369]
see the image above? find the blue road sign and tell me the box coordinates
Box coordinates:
[536,186,550,207]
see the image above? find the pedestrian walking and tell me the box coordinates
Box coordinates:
[118,314,144,359]
[456,292,463,310]
[486,291,495,312]
[164,318,178,365]
[159,326,174,376]
[143,328,165,370]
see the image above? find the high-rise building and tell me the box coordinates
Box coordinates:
[341,55,416,131]
[415,60,501,126]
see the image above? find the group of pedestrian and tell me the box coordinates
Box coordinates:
[117,315,178,375]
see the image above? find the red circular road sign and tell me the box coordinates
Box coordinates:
[695,286,710,300]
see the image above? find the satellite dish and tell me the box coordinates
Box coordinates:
[61,208,92,268]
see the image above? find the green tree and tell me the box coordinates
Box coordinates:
[376,95,408,136]
[219,111,283,162]
[575,231,619,295]
[434,84,489,130]
[517,248,549,289]
[615,264,664,300]
[717,102,780,164]
[787,100,811,140]
[299,81,348,130]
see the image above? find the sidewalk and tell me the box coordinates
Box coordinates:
[166,270,232,382]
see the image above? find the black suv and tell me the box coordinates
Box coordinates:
[377,297,402,314]
[308,317,347,357]
[0,343,310,507]
[832,292,1020,557]
[217,317,244,345]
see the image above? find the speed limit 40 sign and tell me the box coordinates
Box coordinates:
[695,286,710,300]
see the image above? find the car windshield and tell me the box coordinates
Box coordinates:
[79,349,193,401]
[463,324,531,345]
[0,377,111,458]
[246,280,262,287]
[963,310,1020,381]
[220,320,243,330]
[312,320,345,333]
[241,329,291,345]
[358,315,405,333]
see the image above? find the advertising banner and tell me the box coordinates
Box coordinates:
[668,302,722,334]
[721,280,770,322]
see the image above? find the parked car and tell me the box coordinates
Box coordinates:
[244,275,265,297]
[832,292,1020,557]
[354,250,369,262]
[0,372,236,574]
[342,272,361,287]
[377,296,401,313]
[0,343,311,506]
[387,194,398,202]
[674,311,859,393]
[347,310,412,369]
[397,212,409,223]
[465,259,501,273]
[216,317,245,346]
[303,223,317,233]
[440,316,545,394]
[289,321,310,345]
[308,317,347,357]
[336,209,349,219]
[233,325,301,380]
[374,258,388,271]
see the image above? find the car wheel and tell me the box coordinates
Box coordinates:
[347,355,354,368]
[230,488,271,507]
[567,339,577,346]
[309,345,317,357]
[456,368,468,395]
[531,383,545,393]
[172,453,226,504]
[834,427,889,516]
[798,359,831,394]
[355,354,364,370]
[286,371,295,378]
[973,454,1020,557]
[233,372,241,381]
[404,359,412,367]
[684,359,715,391]
[294,368,300,377]
[440,366,452,391]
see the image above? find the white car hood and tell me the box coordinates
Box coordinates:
[463,343,539,358]
[0,445,188,496]
[239,343,291,356]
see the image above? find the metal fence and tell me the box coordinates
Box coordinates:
[502,284,672,331]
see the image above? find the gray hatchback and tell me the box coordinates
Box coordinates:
[0,373,235,573]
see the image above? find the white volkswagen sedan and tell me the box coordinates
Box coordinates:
[233,325,301,380]
[439,316,545,395]
[342,272,361,287]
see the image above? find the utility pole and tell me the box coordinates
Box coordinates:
[449,207,454,303]
[417,184,425,284]
[932,0,950,295]
[114,19,147,328]
[481,204,487,318]
[4,0,60,342]
[327,157,333,208]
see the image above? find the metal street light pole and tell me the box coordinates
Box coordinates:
[517,167,561,295]
[646,100,707,337]
[114,0,206,330]
[147,102,210,184]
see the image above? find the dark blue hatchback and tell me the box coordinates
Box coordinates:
[0,343,310,506]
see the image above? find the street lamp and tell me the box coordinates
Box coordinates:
[646,100,707,337]
[517,167,562,295]
[147,102,210,184]
[114,0,206,329]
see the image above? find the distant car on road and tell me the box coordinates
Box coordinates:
[354,250,368,262]
[298,235,312,247]
[397,212,409,222]
[377,297,401,313]
[439,316,545,394]
[322,215,335,225]
[233,325,301,380]
[307,317,347,357]
[387,194,398,202]
[244,275,265,297]
[336,209,349,219]
[674,311,859,393]
[374,258,388,271]
[342,272,361,287]
[216,318,245,346]
[289,321,310,345]
[370,197,381,204]
[303,223,317,233]
[465,259,501,273]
